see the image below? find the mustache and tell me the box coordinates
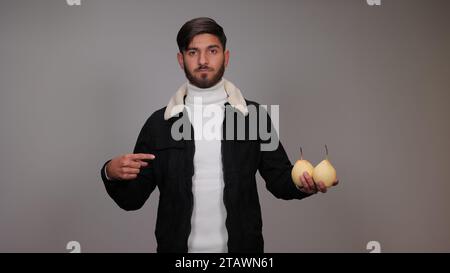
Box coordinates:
[195,66,213,72]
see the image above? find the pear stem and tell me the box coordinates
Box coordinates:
[300,147,303,160]
[325,144,329,160]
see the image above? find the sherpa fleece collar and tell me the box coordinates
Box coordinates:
[164,78,248,120]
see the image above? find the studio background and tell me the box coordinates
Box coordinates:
[0,0,449,252]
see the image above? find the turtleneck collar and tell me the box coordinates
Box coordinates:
[185,79,228,105]
[164,78,249,120]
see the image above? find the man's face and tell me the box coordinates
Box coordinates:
[177,33,229,88]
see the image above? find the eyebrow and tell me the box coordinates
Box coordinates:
[186,45,221,51]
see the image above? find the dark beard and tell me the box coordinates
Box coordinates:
[183,60,226,89]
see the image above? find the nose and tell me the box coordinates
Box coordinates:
[198,51,208,66]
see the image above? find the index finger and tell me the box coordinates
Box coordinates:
[129,153,155,161]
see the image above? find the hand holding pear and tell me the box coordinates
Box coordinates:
[291,145,339,193]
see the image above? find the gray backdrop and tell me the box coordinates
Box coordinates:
[1,0,449,252]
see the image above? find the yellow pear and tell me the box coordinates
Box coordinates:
[313,145,337,188]
[291,147,314,187]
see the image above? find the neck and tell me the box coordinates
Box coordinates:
[186,78,228,105]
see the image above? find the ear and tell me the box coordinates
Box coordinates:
[224,49,230,68]
[177,52,184,70]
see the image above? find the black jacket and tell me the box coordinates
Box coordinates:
[100,99,311,253]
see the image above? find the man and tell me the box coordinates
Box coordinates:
[100,17,338,253]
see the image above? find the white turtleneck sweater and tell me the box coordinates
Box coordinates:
[185,79,228,253]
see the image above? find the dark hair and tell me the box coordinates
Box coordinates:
[176,17,227,53]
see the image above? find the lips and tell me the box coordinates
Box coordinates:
[196,67,212,72]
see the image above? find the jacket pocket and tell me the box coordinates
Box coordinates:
[146,136,185,185]
[149,136,185,151]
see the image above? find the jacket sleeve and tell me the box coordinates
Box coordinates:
[257,108,311,200]
[100,117,157,211]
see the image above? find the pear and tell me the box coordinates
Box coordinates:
[313,145,337,188]
[291,147,314,187]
